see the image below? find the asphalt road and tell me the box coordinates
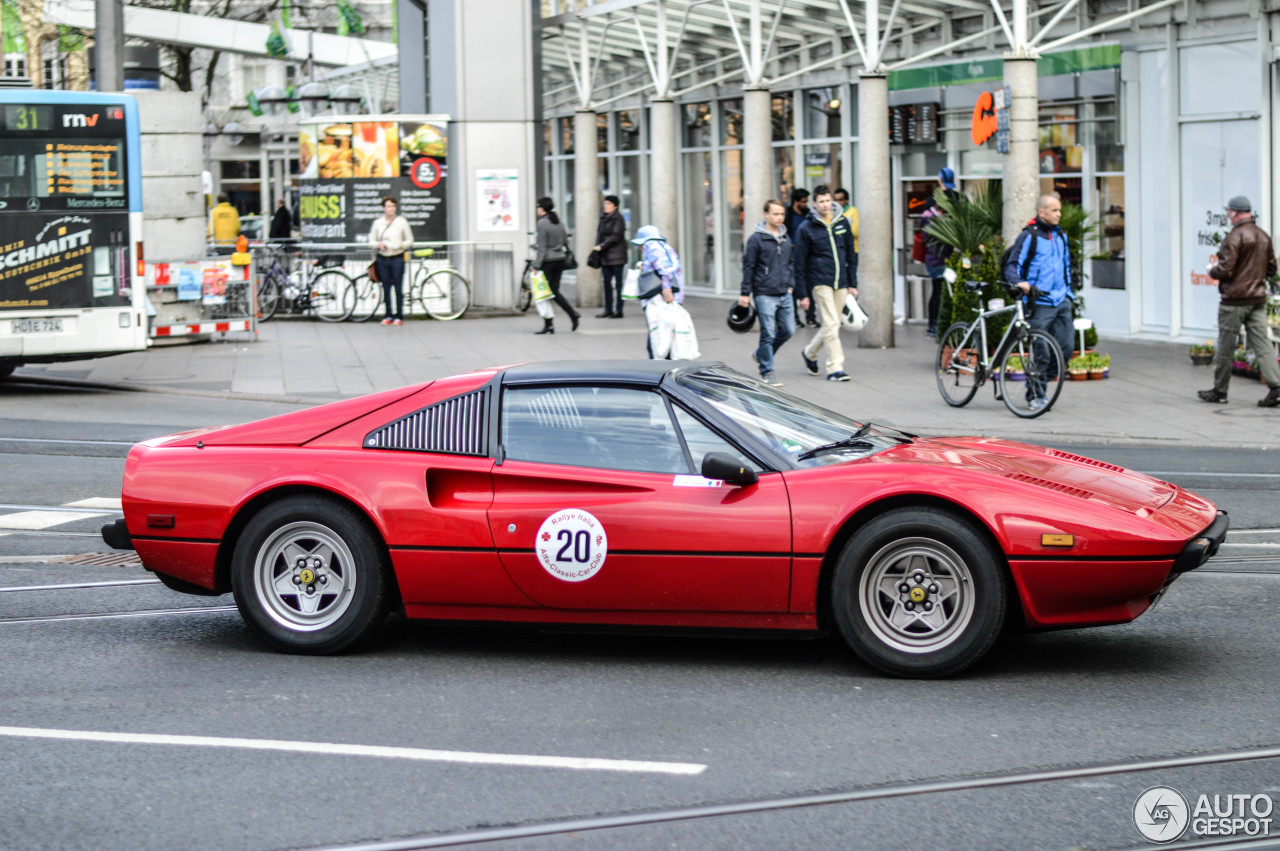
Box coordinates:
[1,385,1278,851]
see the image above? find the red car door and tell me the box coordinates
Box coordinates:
[487,384,792,612]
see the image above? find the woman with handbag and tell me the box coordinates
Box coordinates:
[592,195,628,318]
[369,196,414,325]
[532,197,580,335]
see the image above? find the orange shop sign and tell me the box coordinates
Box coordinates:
[971,90,997,145]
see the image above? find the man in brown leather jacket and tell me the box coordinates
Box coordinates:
[1199,195,1280,407]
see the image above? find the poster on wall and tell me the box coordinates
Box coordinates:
[299,115,449,244]
[476,169,520,232]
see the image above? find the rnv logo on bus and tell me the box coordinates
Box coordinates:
[62,113,100,128]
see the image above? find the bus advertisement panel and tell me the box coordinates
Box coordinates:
[0,92,147,373]
[298,115,448,244]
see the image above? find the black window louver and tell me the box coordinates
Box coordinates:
[364,388,489,455]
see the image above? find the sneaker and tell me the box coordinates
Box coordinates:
[391,318,402,326]
[1260,387,1280,408]
[827,371,851,382]
[1197,389,1228,403]
[802,352,820,375]
[762,372,784,387]
[1027,397,1049,412]
[380,318,393,326]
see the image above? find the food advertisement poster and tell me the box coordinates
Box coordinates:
[476,169,519,232]
[299,116,448,244]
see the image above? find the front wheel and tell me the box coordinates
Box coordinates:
[257,275,281,321]
[347,274,383,323]
[231,496,394,654]
[1000,329,1064,418]
[935,323,981,407]
[831,508,1007,678]
[518,264,534,312]
[416,269,471,320]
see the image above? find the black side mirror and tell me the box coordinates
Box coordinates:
[701,452,758,486]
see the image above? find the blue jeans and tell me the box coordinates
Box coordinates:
[1026,297,1073,398]
[753,294,795,374]
[375,254,405,320]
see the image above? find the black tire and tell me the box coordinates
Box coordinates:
[231,496,393,654]
[310,270,354,322]
[935,323,981,407]
[831,508,1007,678]
[257,275,281,322]
[347,274,382,323]
[1000,329,1065,418]
[416,269,471,320]
[518,264,534,312]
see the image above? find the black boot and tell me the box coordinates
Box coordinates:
[535,319,554,335]
[570,313,580,331]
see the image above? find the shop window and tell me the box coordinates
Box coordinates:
[682,151,714,287]
[544,120,554,155]
[617,110,641,151]
[1038,108,1082,174]
[684,102,712,148]
[596,112,609,153]
[1096,175,1125,260]
[775,147,794,205]
[804,88,842,139]
[771,94,793,141]
[560,117,574,155]
[221,160,262,180]
[801,144,842,195]
[1040,176,1082,207]
[721,99,743,145]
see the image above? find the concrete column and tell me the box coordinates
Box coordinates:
[1003,56,1039,246]
[856,72,893,348]
[742,87,773,246]
[94,0,125,92]
[649,98,679,253]
[574,108,602,308]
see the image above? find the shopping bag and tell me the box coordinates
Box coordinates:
[535,297,555,319]
[841,291,869,332]
[621,266,641,299]
[645,300,677,359]
[530,270,554,302]
[669,303,701,360]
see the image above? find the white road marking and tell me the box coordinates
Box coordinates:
[0,726,708,775]
[0,579,160,593]
[64,498,123,510]
[0,510,112,531]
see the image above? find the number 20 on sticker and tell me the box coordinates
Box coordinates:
[535,509,609,582]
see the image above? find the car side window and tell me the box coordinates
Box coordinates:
[502,386,689,474]
[672,405,760,474]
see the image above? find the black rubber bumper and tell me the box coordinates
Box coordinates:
[101,518,134,551]
[1171,510,1229,575]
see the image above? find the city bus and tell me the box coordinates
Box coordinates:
[0,90,147,379]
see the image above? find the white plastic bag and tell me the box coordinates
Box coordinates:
[841,291,869,332]
[645,300,677,359]
[621,265,642,300]
[669,303,701,360]
[534,297,555,319]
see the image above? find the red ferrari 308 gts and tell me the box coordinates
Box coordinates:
[103,361,1227,677]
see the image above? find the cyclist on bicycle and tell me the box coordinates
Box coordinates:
[1004,195,1075,408]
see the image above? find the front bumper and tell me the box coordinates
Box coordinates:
[1170,510,1229,575]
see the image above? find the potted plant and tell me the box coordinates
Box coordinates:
[1003,354,1025,381]
[1232,347,1258,379]
[1189,342,1215,366]
[1067,354,1089,380]
[1088,352,1111,379]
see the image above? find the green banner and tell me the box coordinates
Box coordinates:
[888,44,1122,91]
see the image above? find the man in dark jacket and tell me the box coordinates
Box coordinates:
[739,200,805,386]
[268,198,293,240]
[795,185,857,382]
[1004,194,1073,409]
[593,195,628,318]
[784,189,814,327]
[1199,195,1280,407]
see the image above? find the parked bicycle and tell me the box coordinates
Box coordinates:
[346,247,472,322]
[257,245,354,322]
[516,233,537,312]
[934,268,1065,418]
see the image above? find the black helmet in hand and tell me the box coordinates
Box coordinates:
[727,302,756,333]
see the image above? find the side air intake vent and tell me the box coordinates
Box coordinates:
[364,388,489,455]
[1049,449,1125,473]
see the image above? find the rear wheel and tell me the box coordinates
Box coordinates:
[935,323,981,407]
[416,269,471,320]
[1000,329,1064,418]
[310,270,354,322]
[257,275,281,321]
[231,496,393,654]
[518,263,534,312]
[831,508,1007,678]
[347,274,383,322]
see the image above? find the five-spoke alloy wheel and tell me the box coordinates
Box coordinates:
[832,508,1007,677]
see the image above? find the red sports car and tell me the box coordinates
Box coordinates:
[103,361,1227,677]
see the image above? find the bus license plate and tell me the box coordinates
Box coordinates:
[11,318,64,334]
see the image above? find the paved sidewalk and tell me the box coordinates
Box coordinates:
[14,295,1280,449]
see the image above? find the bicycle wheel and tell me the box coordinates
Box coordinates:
[416,268,471,321]
[1000,329,1064,418]
[518,263,534,312]
[257,275,281,322]
[347,274,383,323]
[935,323,982,407]
[309,270,355,322]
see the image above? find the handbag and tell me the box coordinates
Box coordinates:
[367,256,380,283]
[841,290,869,331]
[586,248,602,269]
[562,235,579,270]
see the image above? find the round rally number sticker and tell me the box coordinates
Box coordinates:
[536,509,608,582]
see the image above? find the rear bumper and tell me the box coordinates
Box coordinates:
[1170,510,1229,575]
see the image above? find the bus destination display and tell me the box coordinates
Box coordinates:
[43,141,124,197]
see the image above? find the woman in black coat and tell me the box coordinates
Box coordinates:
[593,195,628,318]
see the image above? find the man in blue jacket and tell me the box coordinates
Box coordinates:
[739,199,806,386]
[796,185,857,382]
[1003,194,1073,409]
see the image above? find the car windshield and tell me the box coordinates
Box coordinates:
[676,366,907,467]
